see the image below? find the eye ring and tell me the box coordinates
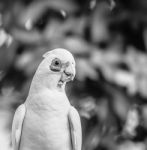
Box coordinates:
[50,58,62,72]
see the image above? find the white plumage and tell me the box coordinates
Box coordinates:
[11,48,82,150]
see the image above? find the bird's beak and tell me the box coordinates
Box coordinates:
[60,65,75,83]
[64,66,75,81]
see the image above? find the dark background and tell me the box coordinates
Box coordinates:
[0,0,147,150]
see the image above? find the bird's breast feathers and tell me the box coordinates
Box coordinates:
[20,91,72,150]
[26,89,70,112]
[20,110,72,150]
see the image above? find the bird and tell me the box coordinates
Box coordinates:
[11,48,82,150]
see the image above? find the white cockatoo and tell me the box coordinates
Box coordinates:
[11,48,82,150]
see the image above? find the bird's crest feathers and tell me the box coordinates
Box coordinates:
[42,48,75,63]
[42,51,52,58]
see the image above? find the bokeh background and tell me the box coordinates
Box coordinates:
[0,0,147,150]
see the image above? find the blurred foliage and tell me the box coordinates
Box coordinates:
[0,0,147,150]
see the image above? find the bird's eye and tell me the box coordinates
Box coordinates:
[54,60,60,66]
[50,58,62,72]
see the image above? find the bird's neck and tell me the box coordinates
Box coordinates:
[26,79,69,111]
[29,72,66,95]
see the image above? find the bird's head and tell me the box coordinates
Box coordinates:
[33,48,76,91]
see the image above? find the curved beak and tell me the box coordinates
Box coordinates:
[64,65,75,81]
[64,71,74,81]
[60,65,75,83]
